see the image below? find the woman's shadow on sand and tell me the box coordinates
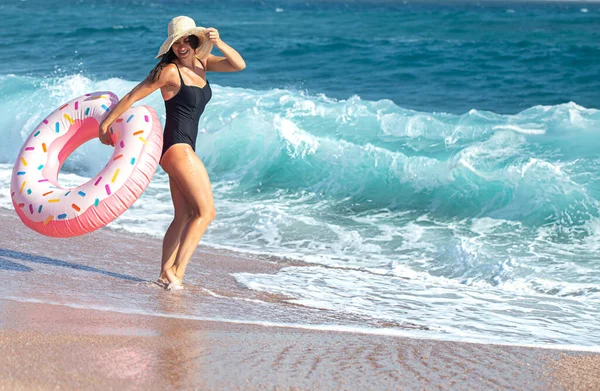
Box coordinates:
[0,248,144,282]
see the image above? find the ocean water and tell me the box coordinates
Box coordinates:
[1,0,600,348]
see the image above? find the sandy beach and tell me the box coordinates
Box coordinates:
[1,206,599,390]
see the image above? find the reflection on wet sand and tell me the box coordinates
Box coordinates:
[3,299,598,390]
[155,289,204,389]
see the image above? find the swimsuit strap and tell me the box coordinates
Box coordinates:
[174,63,185,84]
[200,59,209,84]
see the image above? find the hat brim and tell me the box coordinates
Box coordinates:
[155,27,213,59]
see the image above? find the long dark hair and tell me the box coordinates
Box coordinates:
[148,35,200,83]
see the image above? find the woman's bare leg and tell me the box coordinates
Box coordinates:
[158,175,192,284]
[161,145,216,285]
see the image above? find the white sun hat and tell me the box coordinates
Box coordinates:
[155,16,213,59]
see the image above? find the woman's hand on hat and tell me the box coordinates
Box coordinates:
[205,28,221,46]
[98,121,114,147]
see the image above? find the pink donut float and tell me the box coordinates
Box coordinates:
[10,91,163,237]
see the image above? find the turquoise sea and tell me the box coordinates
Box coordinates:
[1,0,600,348]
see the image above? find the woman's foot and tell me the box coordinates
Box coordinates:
[156,272,169,287]
[164,267,183,291]
[166,281,184,291]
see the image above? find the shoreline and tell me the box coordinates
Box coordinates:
[4,295,600,355]
[1,206,600,389]
[2,206,598,353]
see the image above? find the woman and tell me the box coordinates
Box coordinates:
[98,16,246,290]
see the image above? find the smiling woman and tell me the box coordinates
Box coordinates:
[98,15,245,291]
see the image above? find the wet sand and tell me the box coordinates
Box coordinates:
[1,299,599,390]
[1,207,599,390]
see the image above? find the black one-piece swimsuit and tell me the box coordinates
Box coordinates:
[161,62,212,157]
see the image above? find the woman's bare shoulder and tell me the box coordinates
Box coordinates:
[155,63,179,86]
[162,63,179,77]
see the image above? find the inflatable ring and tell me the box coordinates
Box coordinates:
[10,91,163,237]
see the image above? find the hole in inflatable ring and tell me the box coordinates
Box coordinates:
[58,139,113,188]
[43,117,113,189]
